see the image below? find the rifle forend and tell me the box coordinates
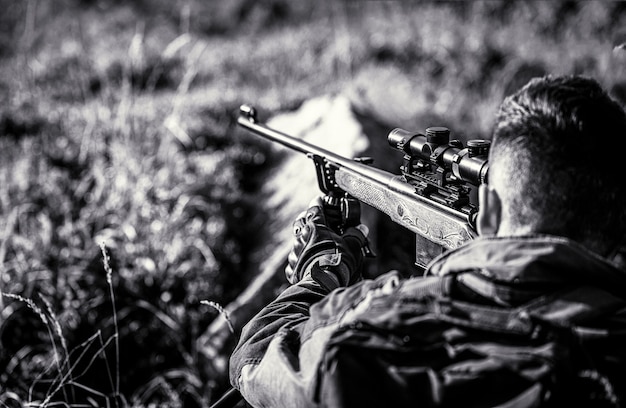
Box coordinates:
[237,104,489,268]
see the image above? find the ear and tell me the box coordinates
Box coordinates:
[477,184,502,236]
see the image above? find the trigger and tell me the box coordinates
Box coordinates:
[341,197,361,228]
[362,240,376,258]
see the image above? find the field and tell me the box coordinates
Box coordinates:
[0,1,624,406]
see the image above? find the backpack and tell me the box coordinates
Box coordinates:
[317,278,626,408]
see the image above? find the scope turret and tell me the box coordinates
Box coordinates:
[388,127,489,186]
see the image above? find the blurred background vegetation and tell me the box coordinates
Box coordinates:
[0,0,624,406]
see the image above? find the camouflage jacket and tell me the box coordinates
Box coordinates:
[229,235,626,407]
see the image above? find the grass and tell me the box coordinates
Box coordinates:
[0,0,624,406]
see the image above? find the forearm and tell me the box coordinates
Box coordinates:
[228,197,369,406]
[228,271,401,408]
[229,277,327,387]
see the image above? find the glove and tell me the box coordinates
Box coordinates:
[285,197,369,291]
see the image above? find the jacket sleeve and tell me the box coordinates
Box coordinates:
[228,272,401,408]
[228,276,328,408]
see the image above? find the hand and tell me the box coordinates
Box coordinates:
[285,197,369,291]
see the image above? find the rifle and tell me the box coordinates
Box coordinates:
[237,104,489,268]
[209,104,489,408]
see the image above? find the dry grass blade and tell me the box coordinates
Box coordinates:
[201,301,234,335]
[98,243,120,404]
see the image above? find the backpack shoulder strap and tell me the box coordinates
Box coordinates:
[430,274,626,336]
[519,286,626,328]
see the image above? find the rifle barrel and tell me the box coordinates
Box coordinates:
[238,107,394,186]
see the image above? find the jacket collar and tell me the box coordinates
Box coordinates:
[426,235,626,295]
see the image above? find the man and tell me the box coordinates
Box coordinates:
[229,75,626,407]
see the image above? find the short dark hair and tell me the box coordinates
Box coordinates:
[491,75,626,255]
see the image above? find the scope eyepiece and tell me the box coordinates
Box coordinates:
[467,139,490,158]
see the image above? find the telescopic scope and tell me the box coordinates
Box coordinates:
[387,127,489,186]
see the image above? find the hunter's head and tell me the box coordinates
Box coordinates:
[478,75,626,256]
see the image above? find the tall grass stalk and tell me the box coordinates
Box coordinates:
[0,207,21,313]
[38,294,75,403]
[40,330,117,406]
[201,300,234,335]
[99,242,120,403]
[0,292,70,405]
[0,292,119,406]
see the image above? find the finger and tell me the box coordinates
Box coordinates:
[342,226,369,255]
[292,217,306,236]
[293,223,302,236]
[307,195,325,208]
[305,205,322,222]
[284,264,295,284]
[343,225,368,242]
[305,196,326,223]
[355,224,369,238]
[287,250,300,267]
